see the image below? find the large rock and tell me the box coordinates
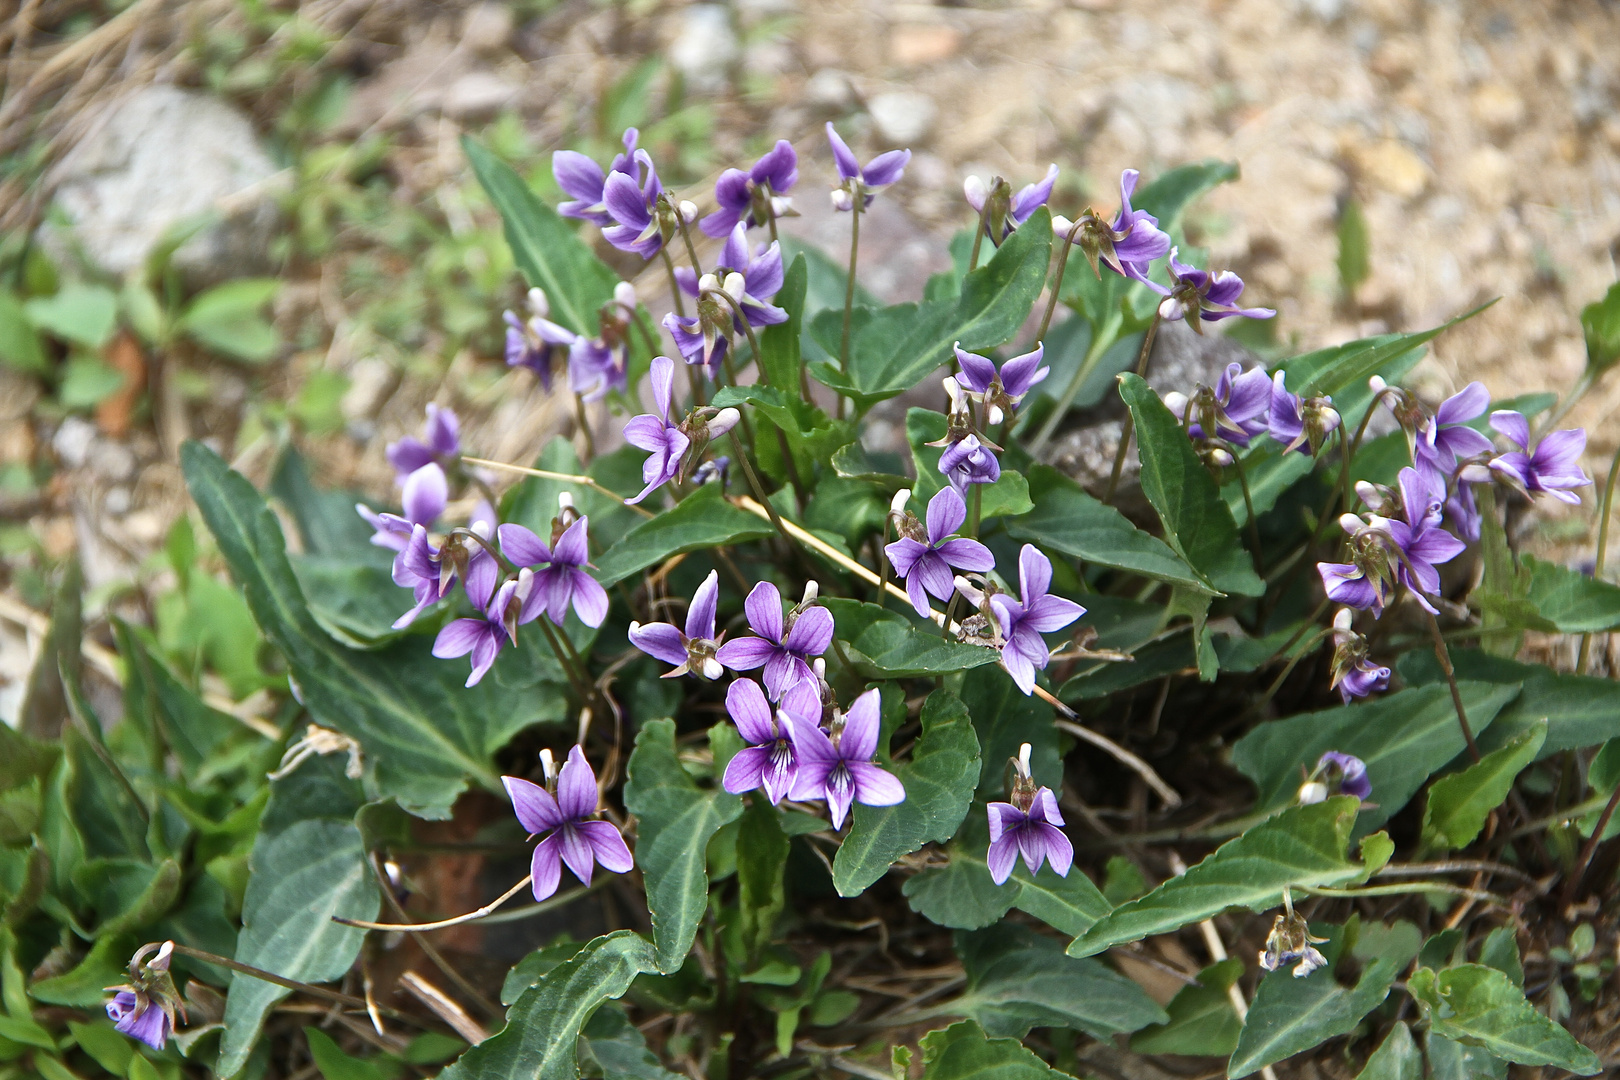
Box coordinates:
[43,86,284,287]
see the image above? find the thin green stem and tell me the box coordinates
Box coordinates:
[1299,882,1504,903]
[660,247,686,319]
[1539,369,1594,433]
[1577,442,1620,674]
[1561,782,1620,908]
[1422,606,1480,763]
[538,617,593,705]
[1233,452,1264,576]
[876,516,892,611]
[1103,311,1162,503]
[968,484,982,538]
[573,393,595,463]
[968,198,989,273]
[730,431,790,543]
[1035,218,1086,345]
[1249,626,1334,718]
[677,213,704,279]
[1032,309,1123,454]
[838,208,861,419]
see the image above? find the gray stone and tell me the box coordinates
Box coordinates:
[52,417,96,469]
[443,72,518,121]
[460,2,513,54]
[669,5,739,93]
[868,91,936,145]
[804,68,855,111]
[43,86,285,288]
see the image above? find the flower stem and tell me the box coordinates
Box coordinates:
[573,392,595,463]
[1102,311,1162,504]
[729,432,790,544]
[538,617,595,706]
[460,458,655,518]
[677,214,704,279]
[1577,441,1620,674]
[876,517,891,610]
[661,247,687,319]
[1561,781,1620,908]
[1233,450,1264,576]
[838,207,861,419]
[1032,308,1123,455]
[335,874,535,932]
[1422,606,1481,762]
[968,484,982,538]
[163,944,427,1026]
[1248,626,1335,718]
[1035,217,1086,345]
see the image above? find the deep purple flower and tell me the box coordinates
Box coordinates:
[1052,169,1171,282]
[1319,467,1464,616]
[601,149,669,259]
[953,342,1049,423]
[391,523,449,629]
[964,165,1058,242]
[1414,382,1494,478]
[629,569,724,680]
[827,123,910,212]
[498,518,609,628]
[387,404,460,477]
[715,581,834,698]
[1329,608,1388,703]
[503,746,634,902]
[938,434,1001,490]
[1299,750,1372,804]
[701,140,798,237]
[357,462,447,552]
[789,687,905,829]
[1487,411,1593,505]
[1165,363,1272,446]
[432,553,516,687]
[989,545,1085,695]
[624,356,690,505]
[721,676,820,804]
[1268,373,1342,455]
[107,991,171,1051]
[987,787,1072,885]
[885,486,995,618]
[553,129,641,225]
[1149,248,1275,328]
[676,225,788,328]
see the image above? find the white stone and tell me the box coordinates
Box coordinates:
[87,439,137,483]
[805,69,855,110]
[341,357,396,422]
[460,2,513,53]
[443,72,518,121]
[52,417,97,469]
[43,86,285,288]
[868,91,936,145]
[669,5,739,93]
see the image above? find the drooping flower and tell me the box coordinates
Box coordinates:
[722,676,820,804]
[1163,362,1273,446]
[1298,750,1372,805]
[989,545,1086,695]
[431,552,518,687]
[106,990,171,1050]
[1328,609,1389,704]
[504,288,580,391]
[623,356,738,504]
[676,224,788,328]
[1050,169,1171,282]
[504,746,634,902]
[938,434,1001,490]
[553,128,641,225]
[953,342,1050,424]
[1149,248,1275,330]
[1268,373,1342,456]
[715,581,834,698]
[630,569,725,679]
[602,149,682,259]
[357,462,448,552]
[885,486,995,618]
[827,122,910,212]
[963,165,1058,243]
[1414,382,1494,479]
[1318,468,1464,616]
[387,404,460,477]
[790,687,905,829]
[391,523,448,629]
[105,941,183,1051]
[1487,411,1593,505]
[498,518,609,628]
[702,140,799,237]
[1259,898,1329,978]
[985,743,1072,885]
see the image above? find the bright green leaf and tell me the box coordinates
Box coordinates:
[1131,959,1244,1057]
[960,664,1062,799]
[1420,720,1546,853]
[58,356,126,409]
[822,598,998,678]
[1410,964,1601,1074]
[579,1003,680,1080]
[0,289,47,374]
[1354,1022,1421,1080]
[592,484,776,588]
[180,278,282,363]
[1477,927,1523,988]
[1581,280,1620,376]
[24,284,118,349]
[917,1019,1074,1080]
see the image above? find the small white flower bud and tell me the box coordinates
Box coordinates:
[708,407,741,438]
[679,200,699,223]
[1339,513,1367,535]
[987,404,1005,426]
[558,491,574,511]
[1368,375,1387,395]
[1017,742,1032,776]
[801,580,820,604]
[698,272,720,294]
[722,271,746,302]
[514,567,535,603]
[1297,781,1328,805]
[701,657,725,680]
[1162,390,1189,417]
[539,748,556,781]
[1051,214,1073,237]
[1320,406,1342,430]
[527,287,550,318]
[1208,448,1234,467]
[384,859,403,888]
[963,175,987,205]
[1158,296,1180,321]
[830,189,854,212]
[613,280,637,309]
[891,488,912,514]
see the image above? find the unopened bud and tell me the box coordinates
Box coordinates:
[891,488,912,514]
[1207,447,1234,467]
[953,575,984,607]
[942,375,964,407]
[679,200,699,223]
[1017,742,1032,776]
[1368,375,1387,395]
[527,287,550,318]
[1354,481,1382,511]
[1297,781,1328,805]
[613,281,637,309]
[708,407,741,439]
[1051,214,1073,237]
[830,189,854,212]
[801,580,820,605]
[963,175,987,205]
[722,272,746,302]
[813,657,826,680]
[1458,462,1492,484]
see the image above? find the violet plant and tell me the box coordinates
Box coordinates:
[70,127,1618,1080]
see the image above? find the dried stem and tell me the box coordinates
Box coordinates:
[164,944,429,1028]
[335,875,535,932]
[461,458,655,518]
[1421,605,1480,763]
[1103,310,1161,504]
[1561,783,1620,909]
[368,857,501,1019]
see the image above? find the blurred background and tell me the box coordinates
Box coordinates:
[0,0,1617,717]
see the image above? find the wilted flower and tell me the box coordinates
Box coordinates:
[1297,750,1373,804]
[504,747,634,902]
[702,140,799,236]
[827,122,910,212]
[1328,609,1389,703]
[630,570,725,680]
[1487,411,1593,505]
[990,545,1086,695]
[964,165,1058,244]
[985,743,1072,885]
[939,434,1001,490]
[498,517,610,628]
[553,128,641,225]
[1050,169,1170,282]
[1259,896,1329,978]
[722,676,820,804]
[953,342,1050,424]
[387,404,460,477]
[885,486,995,619]
[105,941,184,1051]
[716,581,834,698]
[1149,248,1275,330]
[790,687,906,829]
[1268,373,1341,456]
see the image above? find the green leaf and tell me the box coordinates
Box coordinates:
[1294,303,1492,399]
[822,598,998,678]
[1230,682,1519,832]
[947,925,1165,1040]
[305,1027,397,1080]
[1581,280,1620,376]
[217,819,377,1077]
[1398,650,1620,758]
[832,689,981,897]
[1118,374,1263,597]
[179,278,281,363]
[758,254,808,397]
[0,289,47,374]
[1337,200,1370,295]
[1426,1032,1506,1080]
[24,284,118,349]
[463,138,621,339]
[905,409,1033,519]
[622,719,742,972]
[580,1003,681,1080]
[1477,927,1523,988]
[592,484,776,588]
[1007,466,1208,592]
[1410,964,1601,1074]
[735,799,788,963]
[182,441,557,818]
[116,621,237,776]
[58,356,126,409]
[1509,555,1620,633]
[960,664,1062,799]
[917,1019,1076,1080]
[439,931,658,1080]
[712,384,851,481]
[1354,1022,1421,1080]
[810,210,1051,404]
[66,1020,135,1077]
[28,933,132,1008]
[1420,720,1546,853]
[1068,799,1367,958]
[1131,959,1244,1057]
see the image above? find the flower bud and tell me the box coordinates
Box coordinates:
[963,175,987,205]
[1354,480,1383,511]
[1016,742,1032,777]
[891,488,912,514]
[708,407,741,439]
[613,281,637,309]
[1051,214,1073,236]
[801,580,820,605]
[1207,447,1234,467]
[813,657,826,681]
[701,656,725,680]
[830,189,854,212]
[953,575,985,607]
[722,272,746,302]
[942,375,964,407]
[1368,375,1387,395]
[679,200,698,223]
[527,287,550,318]
[987,403,1005,426]
[514,567,535,604]
[558,491,574,511]
[1297,780,1328,805]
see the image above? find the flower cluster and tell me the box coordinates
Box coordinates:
[505,283,636,401]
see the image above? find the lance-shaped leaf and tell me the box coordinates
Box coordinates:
[1407,964,1602,1074]
[832,689,980,897]
[438,931,659,1080]
[822,598,998,678]
[1355,1023,1422,1080]
[736,799,789,963]
[905,409,1033,520]
[181,441,557,818]
[623,720,742,972]
[1008,465,1209,592]
[918,1019,1075,1080]
[1130,959,1245,1057]
[1420,720,1546,853]
[1118,374,1264,598]
[758,253,808,396]
[1068,798,1366,958]
[1231,682,1519,832]
[593,485,776,588]
[1294,303,1493,399]
[944,925,1165,1041]
[217,819,377,1077]
[115,621,237,776]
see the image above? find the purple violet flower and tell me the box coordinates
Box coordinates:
[601,149,670,259]
[1299,750,1372,804]
[1328,609,1388,703]
[963,165,1058,243]
[504,288,581,390]
[1051,169,1171,283]
[1260,903,1330,978]
[715,581,835,698]
[503,746,634,902]
[107,991,171,1051]
[553,128,641,225]
[624,356,691,504]
[1268,372,1342,455]
[1487,411,1593,505]
[431,552,517,687]
[953,342,1050,424]
[357,462,447,552]
[392,523,448,629]
[827,123,910,212]
[676,224,788,328]
[722,676,820,804]
[789,687,905,829]
[885,486,995,619]
[629,569,725,680]
[701,140,799,237]
[387,404,460,477]
[1164,363,1273,447]
[1149,248,1275,329]
[1415,382,1494,476]
[498,518,609,628]
[986,743,1072,885]
[1319,467,1464,616]
[989,545,1086,695]
[938,434,1001,490]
